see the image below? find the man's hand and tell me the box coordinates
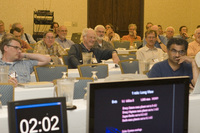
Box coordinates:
[8,77,18,87]
[112,52,120,64]
[177,56,193,64]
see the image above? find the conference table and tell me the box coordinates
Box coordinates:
[1,94,200,133]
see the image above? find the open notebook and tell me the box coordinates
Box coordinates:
[18,82,54,88]
[191,74,200,94]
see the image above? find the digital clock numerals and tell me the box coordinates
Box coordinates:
[19,116,60,133]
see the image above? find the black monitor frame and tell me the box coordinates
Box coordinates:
[87,76,189,133]
[8,97,68,133]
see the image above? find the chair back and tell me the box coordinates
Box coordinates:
[0,83,14,105]
[128,51,137,55]
[133,41,142,49]
[119,59,139,74]
[62,55,69,65]
[113,41,130,50]
[78,64,108,78]
[34,65,68,82]
[118,54,136,61]
[74,77,93,99]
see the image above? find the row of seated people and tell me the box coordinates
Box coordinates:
[0,21,199,89]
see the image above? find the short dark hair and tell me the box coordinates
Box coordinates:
[179,26,187,32]
[43,31,55,38]
[0,38,21,54]
[50,22,59,29]
[10,27,21,34]
[197,25,200,29]
[167,38,188,51]
[145,30,157,38]
[106,23,115,32]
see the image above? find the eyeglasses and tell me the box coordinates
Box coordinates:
[170,49,186,55]
[97,31,105,33]
[45,36,55,40]
[7,45,22,51]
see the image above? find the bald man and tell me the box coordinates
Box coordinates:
[187,28,200,56]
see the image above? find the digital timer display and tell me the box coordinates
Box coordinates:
[8,97,68,133]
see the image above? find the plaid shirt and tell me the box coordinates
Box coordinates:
[33,40,67,57]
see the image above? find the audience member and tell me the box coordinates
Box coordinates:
[55,25,74,49]
[12,23,36,44]
[33,31,67,57]
[148,38,199,88]
[195,51,200,67]
[10,27,32,52]
[0,20,6,41]
[104,24,120,43]
[143,25,167,52]
[0,37,51,85]
[187,28,200,56]
[93,25,114,50]
[121,24,141,46]
[146,22,153,30]
[136,30,164,63]
[175,26,190,40]
[165,26,175,41]
[50,22,59,37]
[68,28,120,68]
[158,25,164,35]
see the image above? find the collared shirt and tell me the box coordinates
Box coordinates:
[21,33,36,44]
[55,37,74,48]
[0,59,38,83]
[195,51,200,67]
[33,40,67,56]
[187,40,200,56]
[121,35,141,45]
[136,45,164,62]
[143,35,167,48]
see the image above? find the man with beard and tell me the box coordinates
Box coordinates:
[148,38,199,89]
[187,28,200,56]
[68,28,120,68]
[55,25,74,48]
[121,24,141,46]
[136,30,164,63]
[93,25,114,50]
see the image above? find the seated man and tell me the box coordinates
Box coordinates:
[136,30,164,63]
[121,24,141,46]
[10,27,32,52]
[34,31,67,64]
[165,26,175,42]
[12,22,36,44]
[68,28,120,68]
[0,37,51,85]
[104,24,120,43]
[143,25,167,52]
[93,25,114,50]
[187,28,200,56]
[55,25,74,48]
[148,38,199,88]
[175,26,190,40]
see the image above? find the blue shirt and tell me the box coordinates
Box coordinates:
[0,59,38,83]
[148,59,193,81]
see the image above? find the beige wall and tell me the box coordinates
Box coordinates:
[0,0,87,38]
[144,0,200,36]
[1,0,199,38]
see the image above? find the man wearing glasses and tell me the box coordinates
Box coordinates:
[148,38,199,89]
[0,38,51,86]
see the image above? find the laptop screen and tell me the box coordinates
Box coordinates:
[87,76,189,133]
[8,97,68,133]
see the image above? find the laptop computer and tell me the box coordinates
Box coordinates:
[71,32,82,44]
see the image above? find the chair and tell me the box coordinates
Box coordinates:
[118,54,136,61]
[74,77,93,99]
[0,83,14,105]
[113,41,130,50]
[34,65,68,82]
[78,64,108,78]
[119,59,139,74]
[128,51,137,55]
[62,55,69,65]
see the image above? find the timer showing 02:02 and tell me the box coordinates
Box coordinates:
[19,116,60,133]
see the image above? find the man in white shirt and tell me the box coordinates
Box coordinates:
[195,51,200,67]
[137,30,165,63]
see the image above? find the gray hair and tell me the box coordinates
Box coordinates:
[166,26,175,32]
[82,28,95,38]
[94,25,105,31]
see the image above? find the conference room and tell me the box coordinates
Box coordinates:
[1,0,200,133]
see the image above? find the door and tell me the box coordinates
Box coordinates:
[88,0,144,38]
